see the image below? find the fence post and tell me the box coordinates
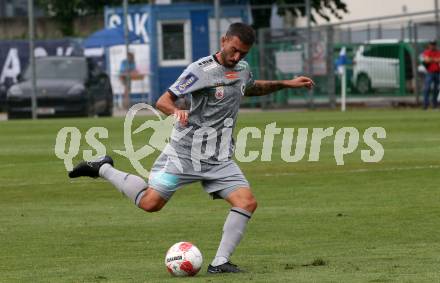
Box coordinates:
[397,23,411,96]
[327,25,336,108]
[412,23,420,105]
[398,43,406,96]
[258,28,268,109]
[376,23,382,39]
[435,0,440,40]
[347,27,352,43]
[267,37,275,109]
[367,24,371,41]
[341,66,346,112]
[305,0,314,109]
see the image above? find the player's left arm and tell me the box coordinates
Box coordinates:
[245,76,314,97]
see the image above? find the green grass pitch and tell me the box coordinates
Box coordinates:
[0,109,439,282]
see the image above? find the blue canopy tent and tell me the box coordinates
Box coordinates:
[83,26,141,49]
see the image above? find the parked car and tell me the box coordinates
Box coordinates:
[7,56,113,119]
[352,39,417,94]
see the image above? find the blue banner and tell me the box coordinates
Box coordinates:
[104,5,151,44]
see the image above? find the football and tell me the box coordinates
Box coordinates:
[164,242,203,276]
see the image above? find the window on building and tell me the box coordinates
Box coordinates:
[158,21,191,66]
[162,23,185,60]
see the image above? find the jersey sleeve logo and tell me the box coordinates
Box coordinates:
[177,72,199,93]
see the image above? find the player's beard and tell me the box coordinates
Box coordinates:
[220,51,238,68]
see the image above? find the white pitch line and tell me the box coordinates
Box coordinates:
[0,179,109,188]
[343,165,440,173]
[0,161,60,169]
[263,165,440,176]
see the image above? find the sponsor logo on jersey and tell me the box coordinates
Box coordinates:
[177,73,199,93]
[203,63,218,72]
[225,71,239,80]
[215,86,225,100]
[197,58,214,66]
[199,58,217,72]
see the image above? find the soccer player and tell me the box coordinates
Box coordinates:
[69,22,314,273]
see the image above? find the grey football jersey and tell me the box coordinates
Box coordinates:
[168,54,255,164]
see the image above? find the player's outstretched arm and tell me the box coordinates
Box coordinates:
[245,76,314,97]
[156,91,189,126]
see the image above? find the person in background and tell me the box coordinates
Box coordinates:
[422,41,440,109]
[119,51,143,109]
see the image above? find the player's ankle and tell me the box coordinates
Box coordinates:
[211,256,228,267]
[98,163,112,178]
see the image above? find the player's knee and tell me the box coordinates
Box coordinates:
[239,197,257,213]
[138,196,164,212]
[246,198,258,212]
[228,189,258,213]
[139,201,163,212]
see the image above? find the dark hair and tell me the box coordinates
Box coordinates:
[225,22,256,46]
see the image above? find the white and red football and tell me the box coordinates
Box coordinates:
[164,242,203,276]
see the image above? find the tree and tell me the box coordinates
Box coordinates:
[37,0,348,36]
[36,0,145,36]
[250,0,348,30]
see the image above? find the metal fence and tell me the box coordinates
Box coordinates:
[245,13,439,109]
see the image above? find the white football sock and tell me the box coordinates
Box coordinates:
[211,207,252,266]
[99,163,147,206]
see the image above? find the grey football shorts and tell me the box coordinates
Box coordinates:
[147,152,250,201]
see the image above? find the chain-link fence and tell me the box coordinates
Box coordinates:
[245,15,439,109]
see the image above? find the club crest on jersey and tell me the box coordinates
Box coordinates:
[215,86,225,100]
[177,73,199,93]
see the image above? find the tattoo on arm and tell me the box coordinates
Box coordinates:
[245,80,284,97]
